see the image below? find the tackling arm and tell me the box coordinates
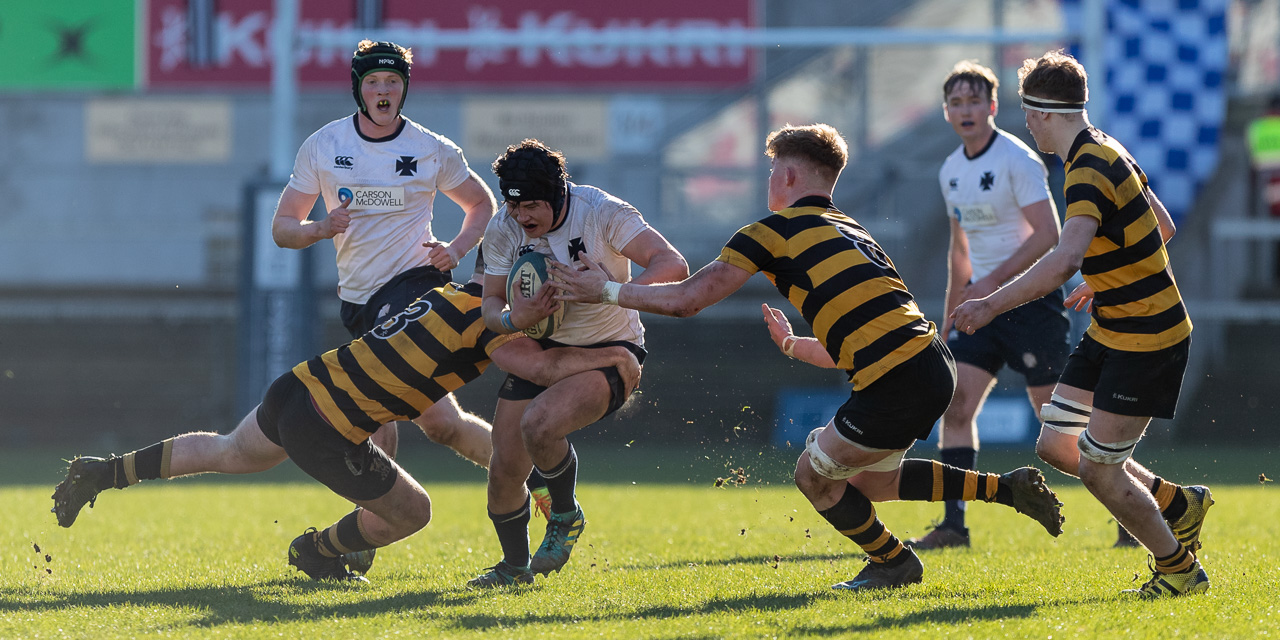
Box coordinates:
[952,216,1099,333]
[490,339,641,391]
[550,258,753,318]
[762,304,837,368]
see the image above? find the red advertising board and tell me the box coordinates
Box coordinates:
[145,0,754,88]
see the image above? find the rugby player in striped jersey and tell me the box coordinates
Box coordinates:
[51,260,638,584]
[551,123,1065,591]
[953,50,1211,598]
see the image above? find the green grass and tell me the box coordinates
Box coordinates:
[1,445,1277,639]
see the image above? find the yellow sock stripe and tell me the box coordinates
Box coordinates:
[324,526,354,556]
[961,471,978,501]
[1153,481,1177,511]
[354,509,373,547]
[931,461,944,502]
[984,473,1000,502]
[838,510,879,537]
[1155,546,1194,574]
[868,540,904,563]
[122,452,139,486]
[159,438,175,479]
[862,529,894,556]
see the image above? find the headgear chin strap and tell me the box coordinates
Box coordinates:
[499,179,568,229]
[351,42,411,121]
[1021,94,1086,113]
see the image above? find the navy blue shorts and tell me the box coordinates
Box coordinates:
[256,373,399,501]
[831,335,958,450]
[340,265,452,339]
[1057,334,1190,419]
[947,287,1070,387]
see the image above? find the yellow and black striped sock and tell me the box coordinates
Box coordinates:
[897,459,1011,506]
[1153,543,1195,574]
[108,438,176,488]
[819,486,906,565]
[314,508,378,558]
[1150,477,1189,522]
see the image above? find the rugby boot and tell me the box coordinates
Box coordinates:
[467,561,535,588]
[1122,558,1209,598]
[343,548,376,576]
[1168,485,1214,552]
[287,529,367,583]
[832,548,925,591]
[906,522,970,550]
[1114,524,1142,548]
[51,457,114,528]
[531,486,553,520]
[529,507,586,575]
[1001,467,1065,537]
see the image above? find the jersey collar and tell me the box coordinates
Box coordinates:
[352,114,407,143]
[964,129,999,160]
[790,195,834,210]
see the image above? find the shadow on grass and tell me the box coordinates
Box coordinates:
[0,580,482,626]
[639,552,853,571]
[790,602,1038,635]
[447,591,821,631]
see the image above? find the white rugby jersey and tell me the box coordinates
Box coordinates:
[483,184,650,347]
[288,115,471,304]
[938,129,1054,283]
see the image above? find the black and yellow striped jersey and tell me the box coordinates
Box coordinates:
[717,196,935,390]
[1063,128,1192,352]
[293,282,521,444]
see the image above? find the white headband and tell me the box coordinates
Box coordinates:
[1021,94,1086,113]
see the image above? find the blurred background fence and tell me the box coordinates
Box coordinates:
[1,0,1278,451]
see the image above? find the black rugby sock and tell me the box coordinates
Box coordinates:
[819,485,907,565]
[315,508,378,557]
[940,448,976,529]
[107,438,175,489]
[537,444,579,515]
[489,498,532,568]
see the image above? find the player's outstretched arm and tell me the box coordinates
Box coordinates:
[762,304,837,368]
[952,215,1098,334]
[490,339,640,391]
[550,258,751,318]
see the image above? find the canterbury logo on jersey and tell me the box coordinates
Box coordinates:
[334,156,354,168]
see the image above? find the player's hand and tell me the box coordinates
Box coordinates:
[508,276,559,329]
[422,240,460,271]
[319,195,352,238]
[1064,282,1094,313]
[761,304,795,351]
[547,255,611,303]
[603,346,643,393]
[950,298,996,335]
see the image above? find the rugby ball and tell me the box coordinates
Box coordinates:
[506,251,565,340]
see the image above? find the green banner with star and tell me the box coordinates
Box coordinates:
[0,0,135,89]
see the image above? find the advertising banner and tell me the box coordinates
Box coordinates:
[145,0,753,88]
[0,0,135,89]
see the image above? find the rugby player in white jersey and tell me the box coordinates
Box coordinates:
[468,139,688,587]
[911,60,1073,550]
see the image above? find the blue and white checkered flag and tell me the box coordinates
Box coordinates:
[1062,0,1228,223]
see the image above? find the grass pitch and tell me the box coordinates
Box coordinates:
[1,444,1277,639]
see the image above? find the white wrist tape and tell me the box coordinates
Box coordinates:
[782,336,798,358]
[601,281,623,306]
